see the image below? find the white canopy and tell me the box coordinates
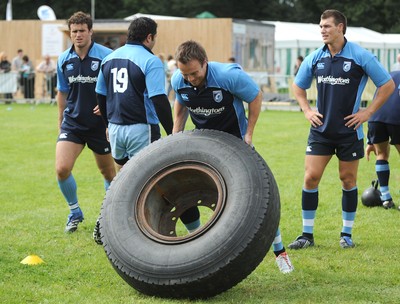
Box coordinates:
[263,21,400,75]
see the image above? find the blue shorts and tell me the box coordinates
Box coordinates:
[367,122,400,145]
[108,123,153,161]
[306,137,364,161]
[57,129,111,155]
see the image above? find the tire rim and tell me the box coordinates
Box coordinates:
[136,161,226,244]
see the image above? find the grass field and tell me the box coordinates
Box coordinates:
[0,103,399,303]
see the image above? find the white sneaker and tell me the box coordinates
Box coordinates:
[276,252,294,274]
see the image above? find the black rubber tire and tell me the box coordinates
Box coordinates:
[100,129,280,299]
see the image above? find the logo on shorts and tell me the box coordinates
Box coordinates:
[104,147,110,153]
[59,133,68,139]
[343,61,351,72]
[91,61,99,71]
[213,90,223,103]
[306,145,312,152]
[352,152,357,157]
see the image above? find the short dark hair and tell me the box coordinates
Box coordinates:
[175,40,208,65]
[127,17,157,43]
[321,9,347,35]
[67,11,93,31]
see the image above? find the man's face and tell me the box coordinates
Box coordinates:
[320,17,343,45]
[70,23,92,49]
[178,59,207,88]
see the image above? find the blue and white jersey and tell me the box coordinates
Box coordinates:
[295,38,392,143]
[57,42,112,134]
[369,71,400,125]
[96,42,165,125]
[171,62,259,139]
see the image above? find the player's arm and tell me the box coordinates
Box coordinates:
[292,82,323,127]
[96,93,108,126]
[56,91,68,131]
[244,90,263,146]
[345,79,395,130]
[173,100,189,133]
[151,94,173,135]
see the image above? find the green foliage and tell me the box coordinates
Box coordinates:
[1,104,400,303]
[1,0,400,32]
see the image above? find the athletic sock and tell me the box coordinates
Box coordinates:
[58,174,79,210]
[273,228,285,256]
[341,187,357,236]
[104,179,111,191]
[180,207,201,232]
[302,188,318,236]
[184,218,201,233]
[376,160,392,201]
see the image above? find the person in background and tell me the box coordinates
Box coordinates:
[20,55,35,99]
[390,54,400,72]
[11,49,23,96]
[172,40,294,274]
[56,11,116,234]
[36,55,57,100]
[166,54,177,101]
[365,71,400,211]
[293,55,303,76]
[289,9,394,250]
[0,51,13,101]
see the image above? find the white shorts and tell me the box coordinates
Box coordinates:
[108,123,151,161]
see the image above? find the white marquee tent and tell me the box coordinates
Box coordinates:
[263,21,400,76]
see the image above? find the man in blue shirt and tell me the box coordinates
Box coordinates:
[289,9,395,250]
[56,12,116,234]
[366,71,400,210]
[96,17,173,168]
[95,17,173,245]
[172,40,294,274]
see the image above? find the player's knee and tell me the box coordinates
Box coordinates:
[56,165,72,180]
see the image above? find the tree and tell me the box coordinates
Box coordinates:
[1,0,400,33]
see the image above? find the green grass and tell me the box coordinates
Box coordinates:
[1,104,399,303]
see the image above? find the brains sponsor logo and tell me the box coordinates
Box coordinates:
[317,75,350,85]
[68,75,98,84]
[188,106,225,116]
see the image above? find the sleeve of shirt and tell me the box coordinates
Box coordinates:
[171,69,184,104]
[363,55,392,87]
[224,65,259,103]
[95,67,106,96]
[146,57,167,98]
[56,55,69,93]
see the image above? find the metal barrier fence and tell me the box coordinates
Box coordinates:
[0,71,56,104]
[0,71,376,106]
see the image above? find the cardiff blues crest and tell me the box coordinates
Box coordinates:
[213,90,223,102]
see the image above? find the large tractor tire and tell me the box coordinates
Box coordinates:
[100,129,280,299]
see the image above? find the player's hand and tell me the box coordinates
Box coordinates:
[344,109,371,130]
[93,105,101,116]
[244,133,253,148]
[304,108,323,127]
[365,144,376,161]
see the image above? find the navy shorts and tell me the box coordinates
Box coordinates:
[306,137,364,161]
[367,122,400,145]
[57,129,111,155]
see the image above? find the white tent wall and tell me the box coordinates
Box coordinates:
[263,21,400,101]
[265,21,400,76]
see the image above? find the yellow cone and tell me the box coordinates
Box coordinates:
[20,255,45,265]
